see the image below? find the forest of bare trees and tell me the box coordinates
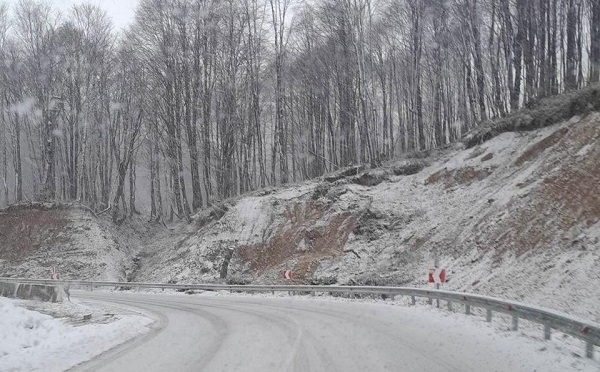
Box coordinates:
[0,0,599,222]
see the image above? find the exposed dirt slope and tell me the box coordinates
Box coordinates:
[137,185,370,283]
[0,203,144,281]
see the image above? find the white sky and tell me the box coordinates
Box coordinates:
[3,0,139,30]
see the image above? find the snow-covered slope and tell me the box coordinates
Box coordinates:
[138,112,600,321]
[318,113,600,321]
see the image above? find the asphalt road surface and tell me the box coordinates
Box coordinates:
[67,290,567,372]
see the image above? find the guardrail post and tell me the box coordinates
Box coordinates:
[411,296,416,305]
[486,309,492,322]
[585,341,593,359]
[543,325,551,340]
[447,301,453,311]
[428,297,432,305]
[465,304,471,315]
[511,315,519,331]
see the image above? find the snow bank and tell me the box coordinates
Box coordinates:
[0,297,153,372]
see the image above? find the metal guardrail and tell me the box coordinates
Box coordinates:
[1,277,598,359]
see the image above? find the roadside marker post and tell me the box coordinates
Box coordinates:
[49,267,60,280]
[280,270,292,295]
[428,268,446,285]
[428,257,446,309]
[280,270,292,280]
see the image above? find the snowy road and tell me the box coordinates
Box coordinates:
[69,291,597,372]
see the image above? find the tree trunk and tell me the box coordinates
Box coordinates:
[13,113,22,201]
[591,0,600,82]
[129,159,138,217]
[512,0,526,110]
[470,0,487,121]
[112,161,128,224]
[565,0,578,90]
[43,107,58,200]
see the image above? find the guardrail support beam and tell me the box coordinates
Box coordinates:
[447,301,453,311]
[411,296,416,305]
[585,341,593,359]
[428,297,432,305]
[465,304,471,315]
[486,309,492,322]
[511,315,519,331]
[544,325,551,340]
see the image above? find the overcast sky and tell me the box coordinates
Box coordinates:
[4,0,139,30]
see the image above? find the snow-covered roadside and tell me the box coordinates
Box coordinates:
[0,297,154,372]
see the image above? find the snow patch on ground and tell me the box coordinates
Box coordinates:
[228,197,274,245]
[0,296,153,372]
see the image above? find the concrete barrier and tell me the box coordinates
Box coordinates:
[0,281,63,302]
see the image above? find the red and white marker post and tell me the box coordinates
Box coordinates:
[50,267,60,280]
[280,270,292,280]
[428,256,446,308]
[428,268,446,284]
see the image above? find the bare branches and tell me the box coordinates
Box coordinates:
[0,0,597,223]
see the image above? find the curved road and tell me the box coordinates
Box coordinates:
[67,291,578,372]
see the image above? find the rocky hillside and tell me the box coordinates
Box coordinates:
[2,89,599,322]
[138,111,600,321]
[0,203,145,281]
